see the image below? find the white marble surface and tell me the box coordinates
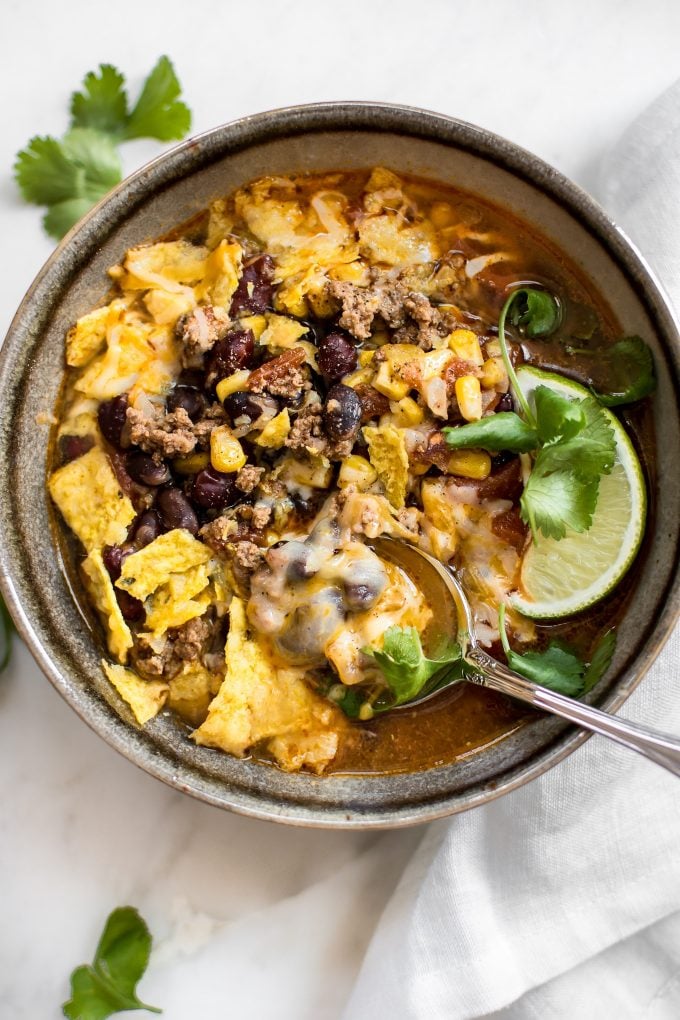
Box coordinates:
[1,1,679,1016]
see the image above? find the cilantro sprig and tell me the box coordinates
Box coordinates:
[363,625,465,707]
[63,906,161,1019]
[14,57,192,240]
[498,604,616,697]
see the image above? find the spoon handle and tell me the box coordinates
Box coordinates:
[467,647,680,777]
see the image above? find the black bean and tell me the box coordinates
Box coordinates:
[191,466,237,509]
[126,452,171,487]
[277,587,345,662]
[98,394,129,448]
[223,391,275,425]
[229,255,275,316]
[323,383,362,441]
[166,385,207,422]
[157,487,199,534]
[132,510,163,548]
[496,392,514,413]
[267,540,317,581]
[101,542,135,582]
[343,560,388,612]
[116,589,145,623]
[317,331,357,382]
[59,434,94,463]
[206,329,256,384]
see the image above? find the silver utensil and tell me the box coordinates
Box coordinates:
[373,536,680,777]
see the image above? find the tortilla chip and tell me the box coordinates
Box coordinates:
[66,305,109,367]
[102,661,168,725]
[144,563,212,636]
[48,447,136,552]
[363,423,409,509]
[116,530,211,601]
[167,661,222,727]
[82,550,133,663]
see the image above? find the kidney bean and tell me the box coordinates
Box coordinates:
[97,395,129,448]
[166,385,207,422]
[323,383,362,441]
[191,466,237,509]
[126,452,171,487]
[157,487,199,534]
[229,255,275,316]
[59,434,94,463]
[102,542,135,582]
[132,510,163,548]
[317,331,357,382]
[115,589,145,623]
[206,329,256,384]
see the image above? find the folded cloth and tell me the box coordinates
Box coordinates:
[342,82,680,1020]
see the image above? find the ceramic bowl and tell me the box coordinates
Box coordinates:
[1,103,679,828]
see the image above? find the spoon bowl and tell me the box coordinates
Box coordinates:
[372,536,680,776]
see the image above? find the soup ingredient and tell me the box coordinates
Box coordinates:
[363,626,464,707]
[590,336,656,406]
[444,370,617,541]
[14,57,192,239]
[62,906,161,1019]
[498,287,561,421]
[0,595,15,672]
[510,368,646,618]
[498,605,616,696]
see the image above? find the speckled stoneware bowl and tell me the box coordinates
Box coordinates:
[1,103,679,828]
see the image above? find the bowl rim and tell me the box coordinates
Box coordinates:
[2,100,680,828]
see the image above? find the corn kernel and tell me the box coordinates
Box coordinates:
[337,454,378,490]
[255,408,290,449]
[484,339,503,358]
[412,461,430,476]
[389,396,424,426]
[446,449,491,480]
[373,362,411,400]
[172,451,210,475]
[343,366,374,389]
[216,370,251,402]
[358,702,374,721]
[480,357,508,390]
[358,349,376,368]
[448,329,484,366]
[210,426,247,473]
[455,376,483,421]
[238,314,267,340]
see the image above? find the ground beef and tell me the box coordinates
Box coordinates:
[239,504,273,530]
[132,616,213,680]
[285,405,328,455]
[235,464,265,494]
[200,515,236,554]
[248,347,308,399]
[233,539,264,572]
[126,403,227,459]
[127,406,198,458]
[328,270,452,349]
[176,305,230,368]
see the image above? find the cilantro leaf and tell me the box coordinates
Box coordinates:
[498,606,617,697]
[583,629,616,692]
[592,336,656,406]
[70,64,129,137]
[14,135,84,205]
[333,686,364,719]
[0,594,15,672]
[534,395,616,482]
[125,56,191,141]
[62,906,161,1019]
[363,626,463,706]
[520,469,598,539]
[443,412,538,453]
[532,385,585,444]
[508,288,562,338]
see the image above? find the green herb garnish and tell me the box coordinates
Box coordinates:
[497,287,561,423]
[363,626,464,706]
[14,57,192,240]
[498,604,616,696]
[63,907,161,1020]
[591,336,656,406]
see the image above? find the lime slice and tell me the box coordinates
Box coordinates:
[510,365,647,619]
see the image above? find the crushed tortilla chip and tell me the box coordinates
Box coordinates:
[121,240,208,293]
[144,563,212,635]
[82,550,133,663]
[168,661,223,727]
[49,447,136,551]
[195,239,242,309]
[255,408,290,449]
[66,305,110,367]
[144,288,195,325]
[259,313,309,351]
[363,423,409,509]
[102,661,168,725]
[192,597,342,773]
[358,215,437,266]
[116,529,211,602]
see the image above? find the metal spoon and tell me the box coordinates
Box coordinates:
[373,536,680,777]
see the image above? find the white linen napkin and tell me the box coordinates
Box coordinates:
[342,81,680,1020]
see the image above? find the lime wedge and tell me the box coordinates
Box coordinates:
[510,365,647,619]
